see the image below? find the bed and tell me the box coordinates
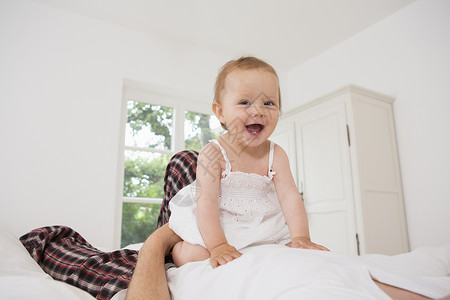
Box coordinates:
[2,151,449,300]
[1,225,450,300]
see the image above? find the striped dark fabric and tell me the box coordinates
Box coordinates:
[19,225,138,300]
[19,150,199,299]
[157,150,198,227]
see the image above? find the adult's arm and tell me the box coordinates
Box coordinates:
[126,224,181,300]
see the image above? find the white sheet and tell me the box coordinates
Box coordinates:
[166,244,450,300]
[2,226,449,300]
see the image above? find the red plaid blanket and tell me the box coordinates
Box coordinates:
[20,225,138,300]
[157,150,198,227]
[19,150,198,300]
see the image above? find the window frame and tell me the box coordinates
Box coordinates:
[114,82,213,248]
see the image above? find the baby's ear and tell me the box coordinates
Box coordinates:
[212,102,225,123]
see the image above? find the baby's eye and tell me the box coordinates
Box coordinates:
[239,100,250,105]
[264,101,275,106]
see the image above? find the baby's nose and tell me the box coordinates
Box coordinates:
[249,104,264,117]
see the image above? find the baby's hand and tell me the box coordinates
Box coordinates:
[286,236,330,251]
[209,243,242,268]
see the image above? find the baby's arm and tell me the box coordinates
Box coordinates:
[196,143,242,268]
[272,145,329,251]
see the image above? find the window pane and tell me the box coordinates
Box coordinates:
[123,151,171,198]
[184,111,224,151]
[121,202,161,247]
[126,101,173,150]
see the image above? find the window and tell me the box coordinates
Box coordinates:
[185,110,222,151]
[116,86,223,247]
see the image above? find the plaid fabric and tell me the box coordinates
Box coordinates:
[19,225,138,300]
[19,150,199,300]
[157,150,198,227]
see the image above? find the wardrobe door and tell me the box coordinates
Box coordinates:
[350,97,409,254]
[295,101,358,254]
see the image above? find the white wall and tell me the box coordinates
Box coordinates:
[286,0,450,249]
[0,0,227,248]
[1,0,448,251]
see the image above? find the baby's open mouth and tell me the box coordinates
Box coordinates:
[245,124,264,134]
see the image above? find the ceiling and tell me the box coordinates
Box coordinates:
[28,0,416,71]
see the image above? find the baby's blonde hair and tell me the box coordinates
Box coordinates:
[213,56,282,130]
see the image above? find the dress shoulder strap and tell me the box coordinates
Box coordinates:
[268,141,276,180]
[210,139,231,177]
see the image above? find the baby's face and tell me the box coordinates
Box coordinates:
[216,68,280,147]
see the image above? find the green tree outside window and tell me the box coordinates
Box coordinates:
[120,101,222,247]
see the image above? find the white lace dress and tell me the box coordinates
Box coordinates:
[169,139,290,250]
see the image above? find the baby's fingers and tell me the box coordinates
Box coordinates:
[211,255,230,268]
[316,244,330,251]
[217,256,229,266]
[232,251,242,259]
[211,252,242,268]
[289,242,305,249]
[211,259,219,268]
[305,242,330,251]
[219,252,241,264]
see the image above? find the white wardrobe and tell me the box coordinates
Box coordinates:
[272,85,409,255]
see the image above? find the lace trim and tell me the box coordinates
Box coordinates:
[221,171,276,190]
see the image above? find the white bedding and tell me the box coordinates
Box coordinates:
[165,244,450,300]
[1,227,449,300]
